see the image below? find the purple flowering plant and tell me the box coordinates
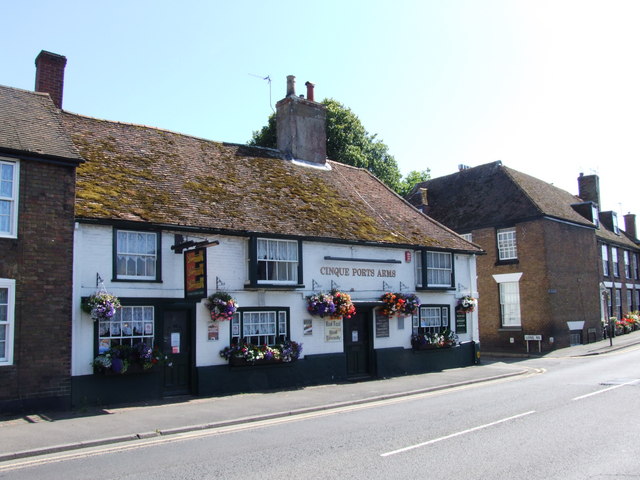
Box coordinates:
[306,293,337,318]
[206,292,238,322]
[219,340,302,364]
[83,292,121,322]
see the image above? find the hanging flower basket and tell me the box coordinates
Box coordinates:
[306,290,356,318]
[206,292,238,321]
[331,290,356,319]
[306,292,336,318]
[457,296,477,313]
[380,292,420,317]
[82,292,121,322]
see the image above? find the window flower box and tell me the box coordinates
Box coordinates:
[411,330,458,350]
[93,343,168,375]
[220,341,302,366]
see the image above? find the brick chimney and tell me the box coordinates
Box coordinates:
[577,173,600,207]
[624,213,637,240]
[276,75,327,165]
[35,50,67,109]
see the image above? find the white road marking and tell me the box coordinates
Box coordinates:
[572,379,639,401]
[380,410,536,457]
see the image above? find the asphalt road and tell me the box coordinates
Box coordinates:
[2,345,639,480]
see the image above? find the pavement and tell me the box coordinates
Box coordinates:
[1,331,639,462]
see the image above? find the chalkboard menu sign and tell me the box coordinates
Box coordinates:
[375,310,390,338]
[455,309,467,333]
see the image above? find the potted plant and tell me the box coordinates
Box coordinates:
[82,292,121,322]
[411,329,459,350]
[92,343,168,375]
[331,290,356,319]
[380,292,420,317]
[457,295,477,313]
[219,340,302,366]
[206,292,238,321]
[306,292,337,318]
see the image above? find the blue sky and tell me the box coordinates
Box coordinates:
[3,0,639,225]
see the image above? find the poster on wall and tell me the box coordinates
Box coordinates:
[208,322,219,341]
[375,310,390,338]
[325,319,342,342]
[303,319,313,336]
[184,248,207,299]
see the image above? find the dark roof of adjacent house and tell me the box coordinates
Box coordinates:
[0,85,82,163]
[61,112,480,252]
[596,222,639,250]
[407,161,596,232]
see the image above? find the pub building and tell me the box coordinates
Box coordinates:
[29,53,482,405]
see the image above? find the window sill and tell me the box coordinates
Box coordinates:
[416,286,455,291]
[244,283,305,290]
[112,278,163,283]
[495,259,519,266]
[498,327,522,331]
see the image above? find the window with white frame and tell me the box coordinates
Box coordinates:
[415,251,423,288]
[460,233,473,242]
[615,288,622,318]
[612,248,620,277]
[497,227,517,261]
[602,245,610,276]
[98,306,155,354]
[0,279,15,365]
[499,281,522,327]
[231,308,289,345]
[412,305,449,336]
[634,253,640,280]
[607,288,613,317]
[426,251,453,288]
[255,238,299,284]
[624,250,631,279]
[627,289,633,314]
[0,160,18,238]
[115,230,159,280]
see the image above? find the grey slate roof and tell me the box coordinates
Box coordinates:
[0,85,82,163]
[408,161,596,232]
[61,112,481,252]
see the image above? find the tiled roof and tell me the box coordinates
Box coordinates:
[0,85,82,162]
[61,112,480,252]
[596,225,639,250]
[408,161,595,232]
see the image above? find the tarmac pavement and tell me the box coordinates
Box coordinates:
[1,330,639,462]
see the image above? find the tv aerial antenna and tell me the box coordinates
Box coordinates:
[249,73,273,113]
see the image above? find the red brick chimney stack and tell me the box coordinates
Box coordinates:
[305,81,315,102]
[35,50,67,109]
[624,213,637,240]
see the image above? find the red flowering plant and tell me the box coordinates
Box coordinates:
[457,296,477,313]
[380,292,420,317]
[331,290,356,319]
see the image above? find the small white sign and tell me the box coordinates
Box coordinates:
[524,334,542,341]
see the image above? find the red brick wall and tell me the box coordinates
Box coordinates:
[0,159,76,410]
[475,219,600,352]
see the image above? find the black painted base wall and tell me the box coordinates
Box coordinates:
[71,343,478,408]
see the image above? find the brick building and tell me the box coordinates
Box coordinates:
[0,51,83,411]
[407,161,604,353]
[577,174,640,322]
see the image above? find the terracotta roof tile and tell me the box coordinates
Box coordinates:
[62,113,479,252]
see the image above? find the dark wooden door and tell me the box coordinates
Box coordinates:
[344,310,371,378]
[162,310,191,396]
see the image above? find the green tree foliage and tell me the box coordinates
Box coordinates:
[397,169,431,197]
[249,98,403,191]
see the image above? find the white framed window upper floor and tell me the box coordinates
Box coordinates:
[415,250,455,290]
[497,227,517,262]
[113,228,161,282]
[0,278,16,365]
[248,237,302,287]
[601,244,610,277]
[0,158,19,238]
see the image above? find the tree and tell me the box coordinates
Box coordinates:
[249,98,402,191]
[397,169,431,197]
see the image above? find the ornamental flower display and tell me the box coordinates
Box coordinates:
[219,340,302,365]
[83,292,121,322]
[306,292,337,318]
[92,343,168,374]
[411,329,459,350]
[457,295,478,313]
[206,292,238,321]
[331,290,356,319]
[380,292,420,317]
